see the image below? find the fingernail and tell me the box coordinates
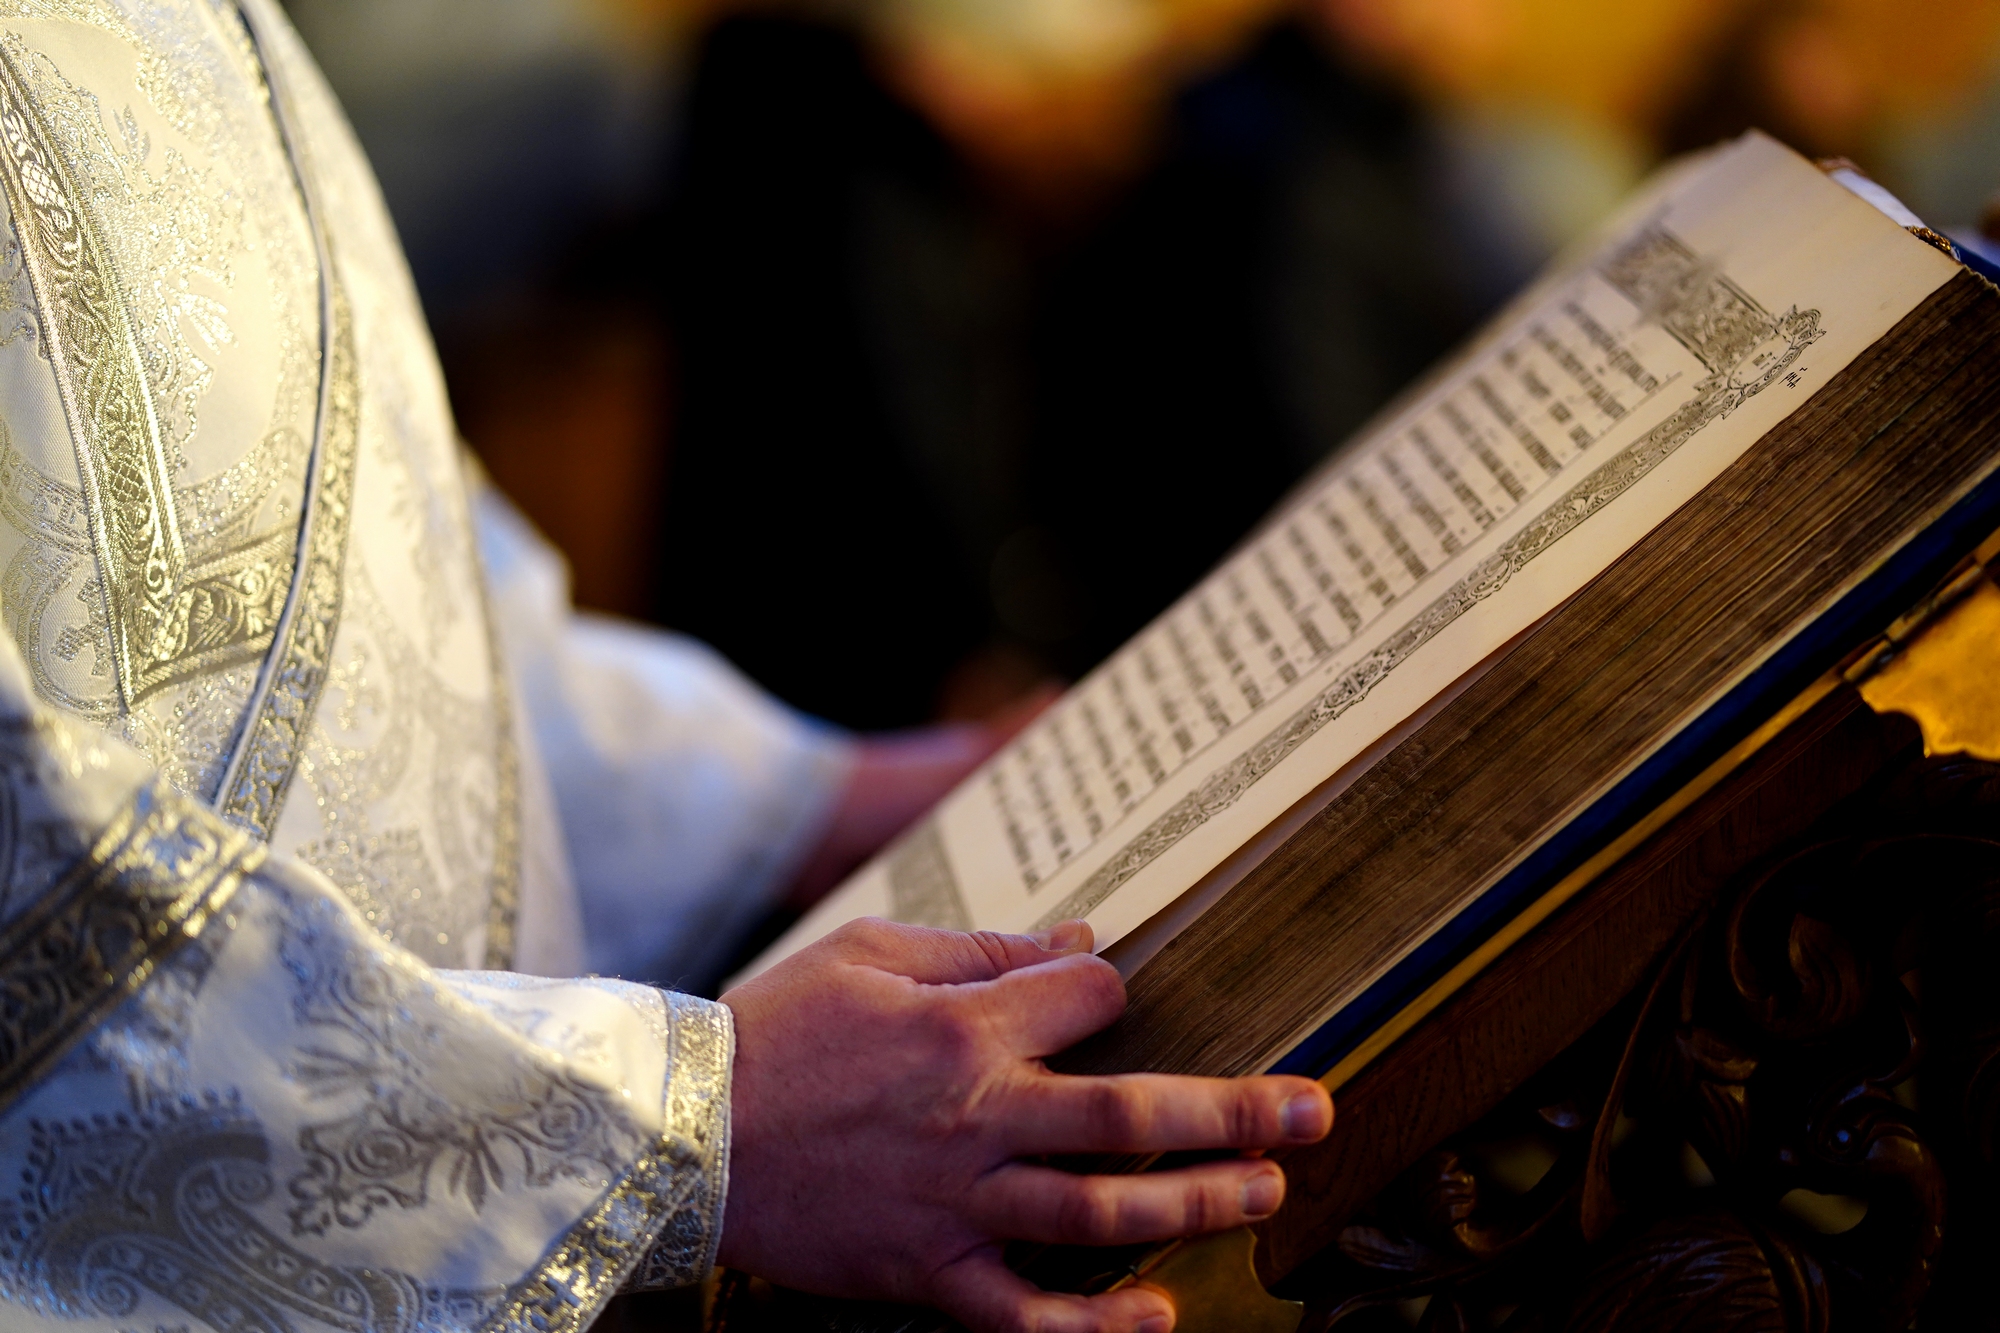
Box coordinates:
[1281,1091,1329,1141]
[1044,919,1091,953]
[1137,1317,1173,1333]
[1241,1167,1284,1219]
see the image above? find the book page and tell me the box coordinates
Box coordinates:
[740,133,1958,981]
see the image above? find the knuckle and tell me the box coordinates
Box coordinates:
[1232,1086,1272,1144]
[832,917,889,952]
[1090,1081,1151,1145]
[924,1000,985,1061]
[970,930,1014,975]
[1076,957,1127,1011]
[1175,1186,1207,1236]
[1188,1177,1229,1232]
[996,1307,1038,1333]
[996,1296,1040,1328]
[1059,1180,1123,1244]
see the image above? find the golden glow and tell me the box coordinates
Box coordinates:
[1318,0,1748,126]
[591,0,2000,199]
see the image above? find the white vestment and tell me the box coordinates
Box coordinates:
[0,2,851,1328]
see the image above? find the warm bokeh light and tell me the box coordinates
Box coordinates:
[1318,0,1748,129]
[303,0,2000,728]
[1816,0,2000,122]
[590,0,2000,207]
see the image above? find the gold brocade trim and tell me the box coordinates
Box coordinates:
[214,282,358,835]
[0,43,289,709]
[484,997,735,1331]
[0,774,264,1112]
[212,0,362,839]
[632,993,734,1289]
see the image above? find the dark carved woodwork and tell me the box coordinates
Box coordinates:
[1258,686,1909,1283]
[690,695,1989,1333]
[688,684,2000,1333]
[1276,750,2000,1333]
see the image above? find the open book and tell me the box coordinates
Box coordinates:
[740,132,2000,1082]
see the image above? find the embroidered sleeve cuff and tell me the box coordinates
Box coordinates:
[613,992,735,1295]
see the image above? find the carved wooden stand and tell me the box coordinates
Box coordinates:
[691,546,2000,1333]
[1283,749,2000,1330]
[1272,549,2000,1332]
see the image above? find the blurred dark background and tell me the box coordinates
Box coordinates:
[283,0,2000,731]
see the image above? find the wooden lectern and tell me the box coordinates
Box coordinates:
[693,523,2000,1332]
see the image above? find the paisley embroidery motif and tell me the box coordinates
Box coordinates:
[0,1094,505,1332]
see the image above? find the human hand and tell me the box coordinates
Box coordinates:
[717,918,1334,1332]
[784,687,1060,909]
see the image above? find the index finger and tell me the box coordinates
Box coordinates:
[1002,1071,1333,1156]
[824,917,1095,985]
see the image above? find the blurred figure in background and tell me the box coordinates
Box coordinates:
[655,8,1477,729]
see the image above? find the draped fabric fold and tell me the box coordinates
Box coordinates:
[0,2,759,1327]
[0,634,734,1331]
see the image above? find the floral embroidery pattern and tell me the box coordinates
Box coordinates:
[280,939,634,1235]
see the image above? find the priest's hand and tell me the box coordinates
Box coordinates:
[717,918,1335,1333]
[783,687,1060,910]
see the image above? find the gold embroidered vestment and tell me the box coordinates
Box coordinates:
[0,4,740,1330]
